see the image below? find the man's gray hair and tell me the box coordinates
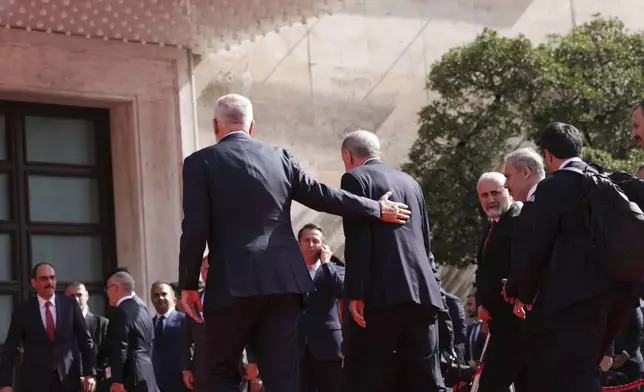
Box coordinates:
[477,171,506,187]
[341,129,381,158]
[214,94,253,129]
[505,147,546,180]
[111,271,135,294]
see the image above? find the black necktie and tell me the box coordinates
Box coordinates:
[155,315,165,348]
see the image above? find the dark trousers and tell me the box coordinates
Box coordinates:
[50,371,63,392]
[300,347,342,392]
[204,294,302,392]
[522,291,616,392]
[341,303,446,392]
[477,325,527,392]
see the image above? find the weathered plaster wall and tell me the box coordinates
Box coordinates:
[191,0,644,295]
[0,28,195,304]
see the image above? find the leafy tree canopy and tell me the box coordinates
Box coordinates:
[404,16,644,267]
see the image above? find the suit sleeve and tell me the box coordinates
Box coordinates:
[341,173,373,301]
[73,300,96,376]
[179,154,211,290]
[624,308,644,359]
[323,263,345,298]
[512,184,558,304]
[106,308,129,384]
[181,319,195,371]
[437,296,455,350]
[287,151,380,219]
[0,306,22,387]
[97,317,109,371]
[452,298,468,346]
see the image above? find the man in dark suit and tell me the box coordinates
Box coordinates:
[611,307,644,382]
[297,223,345,392]
[444,292,467,363]
[150,281,189,392]
[504,122,620,392]
[475,172,528,392]
[65,282,109,381]
[0,263,96,392]
[104,271,157,392]
[178,94,410,392]
[338,129,447,392]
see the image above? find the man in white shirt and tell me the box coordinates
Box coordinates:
[503,147,546,203]
[0,263,96,392]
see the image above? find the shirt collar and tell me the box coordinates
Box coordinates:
[116,295,134,307]
[220,131,248,142]
[157,308,174,320]
[308,260,322,272]
[38,294,55,308]
[82,309,88,318]
[527,182,539,201]
[362,157,379,166]
[558,157,583,171]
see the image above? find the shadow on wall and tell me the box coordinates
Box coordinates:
[197,81,397,152]
[339,0,536,29]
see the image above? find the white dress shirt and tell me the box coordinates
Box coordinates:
[527,183,539,202]
[307,260,322,280]
[37,295,56,329]
[558,157,583,171]
[156,308,174,329]
[116,295,134,307]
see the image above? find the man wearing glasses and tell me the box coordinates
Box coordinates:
[0,262,97,392]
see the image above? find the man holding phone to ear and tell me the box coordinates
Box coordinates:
[297,223,345,392]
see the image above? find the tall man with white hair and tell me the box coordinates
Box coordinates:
[339,129,447,392]
[474,172,527,392]
[503,147,546,203]
[178,94,411,392]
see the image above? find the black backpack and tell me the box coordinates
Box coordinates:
[562,165,644,281]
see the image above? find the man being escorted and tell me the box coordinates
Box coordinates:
[178,94,410,392]
[339,129,447,392]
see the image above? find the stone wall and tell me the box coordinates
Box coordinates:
[191,0,644,295]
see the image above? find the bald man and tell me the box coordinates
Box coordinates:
[338,129,447,392]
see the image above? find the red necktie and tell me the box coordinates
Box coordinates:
[45,302,55,341]
[482,221,497,260]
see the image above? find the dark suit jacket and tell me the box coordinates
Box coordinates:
[104,297,157,392]
[0,295,95,392]
[300,262,345,361]
[444,292,467,360]
[613,307,644,372]
[465,321,486,362]
[81,312,109,376]
[178,132,382,310]
[475,202,524,332]
[507,160,615,329]
[341,159,444,312]
[153,311,188,392]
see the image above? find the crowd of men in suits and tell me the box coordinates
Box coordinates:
[2,93,644,392]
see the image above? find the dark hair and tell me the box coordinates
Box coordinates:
[538,122,583,159]
[151,280,173,290]
[297,223,325,241]
[633,99,644,116]
[31,262,54,279]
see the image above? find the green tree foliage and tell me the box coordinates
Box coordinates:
[404,17,644,267]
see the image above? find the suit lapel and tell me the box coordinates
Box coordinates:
[55,296,63,341]
[32,298,50,340]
